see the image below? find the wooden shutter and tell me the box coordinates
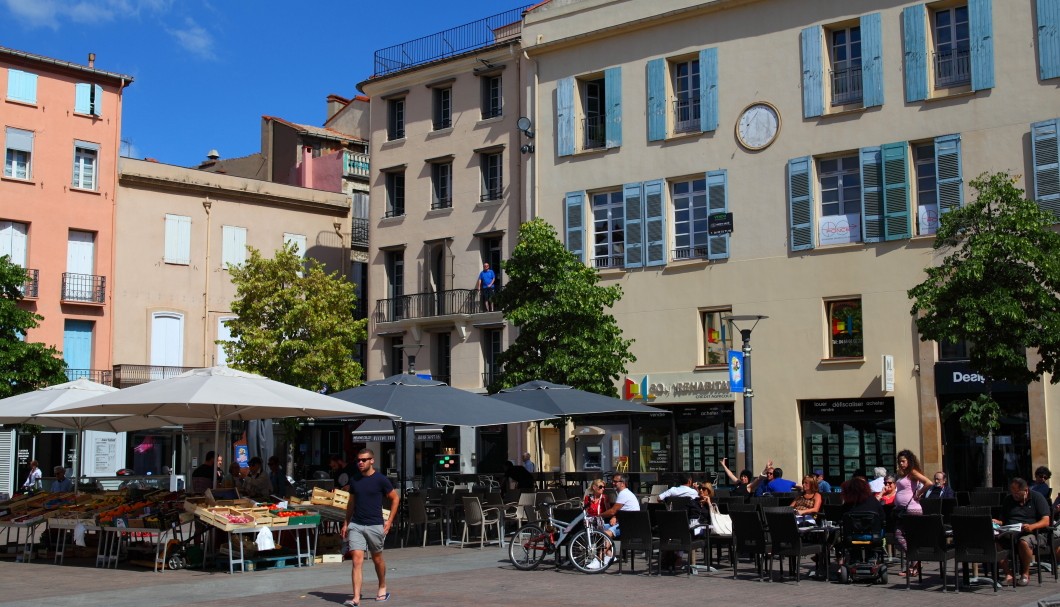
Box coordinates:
[700,48,719,132]
[564,191,586,263]
[1032,119,1060,219]
[860,146,883,243]
[969,0,995,91]
[75,83,91,114]
[1039,0,1060,80]
[7,69,37,104]
[222,225,247,268]
[935,134,965,214]
[605,67,622,148]
[557,77,575,157]
[164,215,191,265]
[788,157,815,251]
[706,170,729,260]
[881,142,911,240]
[903,5,929,102]
[644,180,667,267]
[800,26,824,118]
[623,183,644,268]
[647,59,667,141]
[92,84,103,116]
[861,13,885,108]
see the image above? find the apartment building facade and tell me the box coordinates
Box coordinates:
[522,0,1060,488]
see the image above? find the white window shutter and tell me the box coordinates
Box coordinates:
[222,226,247,268]
[284,233,307,258]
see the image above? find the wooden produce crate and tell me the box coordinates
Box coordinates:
[310,487,333,506]
[332,490,350,510]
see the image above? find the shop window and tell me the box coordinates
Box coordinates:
[939,339,973,360]
[801,398,896,482]
[827,298,863,359]
[675,406,735,474]
[700,309,732,366]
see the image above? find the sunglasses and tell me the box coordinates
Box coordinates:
[357,457,373,463]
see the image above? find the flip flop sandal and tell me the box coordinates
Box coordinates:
[376,593,391,602]
[343,600,359,607]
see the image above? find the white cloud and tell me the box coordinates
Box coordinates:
[3,0,61,29]
[167,18,215,60]
[3,0,174,28]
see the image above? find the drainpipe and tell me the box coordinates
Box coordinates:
[108,77,127,376]
[202,198,213,365]
[522,50,538,222]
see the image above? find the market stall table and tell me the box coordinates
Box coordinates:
[220,523,318,574]
[0,515,45,563]
[48,517,100,565]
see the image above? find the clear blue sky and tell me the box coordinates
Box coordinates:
[0,0,525,167]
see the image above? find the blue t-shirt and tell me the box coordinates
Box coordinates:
[478,269,495,289]
[349,471,395,526]
[757,477,798,495]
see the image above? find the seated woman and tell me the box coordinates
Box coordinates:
[584,479,610,522]
[720,457,754,495]
[791,474,823,518]
[877,475,897,505]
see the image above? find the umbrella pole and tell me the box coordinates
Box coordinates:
[74,427,83,496]
[212,416,221,490]
[536,421,543,478]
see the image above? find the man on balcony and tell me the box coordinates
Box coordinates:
[477,262,496,312]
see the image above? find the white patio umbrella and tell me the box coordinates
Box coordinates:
[49,366,397,488]
[0,378,194,492]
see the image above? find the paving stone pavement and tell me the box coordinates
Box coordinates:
[3,547,1060,607]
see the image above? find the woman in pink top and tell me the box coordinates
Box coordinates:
[894,449,933,577]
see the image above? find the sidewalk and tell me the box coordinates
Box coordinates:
[3,545,1060,607]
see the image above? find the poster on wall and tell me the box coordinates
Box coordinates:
[90,437,117,476]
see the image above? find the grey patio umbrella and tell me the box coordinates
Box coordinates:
[49,366,396,488]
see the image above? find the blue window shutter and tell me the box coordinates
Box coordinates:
[92,84,103,116]
[935,134,964,214]
[564,191,586,262]
[699,48,718,132]
[623,183,644,268]
[861,13,885,108]
[75,83,91,114]
[1039,0,1060,80]
[902,5,929,102]
[605,67,622,148]
[644,179,667,266]
[881,142,911,240]
[969,0,995,91]
[7,70,37,104]
[1032,119,1060,219]
[706,170,729,260]
[788,157,815,251]
[860,146,883,243]
[557,77,575,157]
[800,26,824,118]
[647,59,667,141]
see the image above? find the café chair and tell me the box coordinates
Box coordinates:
[950,514,1007,592]
[616,510,658,574]
[900,514,955,591]
[762,507,822,583]
[460,496,500,549]
[655,510,705,576]
[405,493,445,547]
[730,508,772,580]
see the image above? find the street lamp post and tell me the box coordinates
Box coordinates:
[722,314,767,474]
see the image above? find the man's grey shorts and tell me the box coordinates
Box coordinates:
[347,523,385,554]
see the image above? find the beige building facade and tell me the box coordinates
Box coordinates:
[521,0,1060,488]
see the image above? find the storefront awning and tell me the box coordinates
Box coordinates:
[351,419,443,442]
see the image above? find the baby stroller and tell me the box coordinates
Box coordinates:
[836,511,888,584]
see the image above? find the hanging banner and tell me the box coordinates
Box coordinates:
[728,350,745,393]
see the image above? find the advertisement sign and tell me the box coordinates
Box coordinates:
[818,213,861,246]
[728,350,744,393]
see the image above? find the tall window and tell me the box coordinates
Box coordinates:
[433,87,452,130]
[388,337,404,375]
[4,127,33,180]
[673,59,701,133]
[480,153,502,202]
[701,309,732,366]
[828,298,863,358]
[72,142,98,190]
[934,5,970,87]
[830,26,862,105]
[592,190,624,268]
[939,339,973,360]
[818,155,862,245]
[481,75,502,119]
[386,249,405,320]
[483,328,503,387]
[583,78,606,149]
[481,236,503,287]
[385,171,405,218]
[672,177,708,260]
[434,332,452,385]
[914,143,939,235]
[387,98,405,140]
[431,162,452,209]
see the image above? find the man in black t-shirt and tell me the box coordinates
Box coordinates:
[996,477,1051,586]
[341,449,399,606]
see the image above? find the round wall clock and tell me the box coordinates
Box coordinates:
[735,102,781,151]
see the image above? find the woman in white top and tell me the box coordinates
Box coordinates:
[22,460,41,491]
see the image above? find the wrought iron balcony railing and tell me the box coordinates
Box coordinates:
[432,196,453,210]
[383,206,405,219]
[482,368,504,390]
[592,255,623,269]
[65,368,113,385]
[830,64,863,105]
[672,246,710,261]
[374,286,502,323]
[433,117,452,130]
[22,268,38,298]
[350,218,369,248]
[582,114,606,150]
[934,48,971,87]
[61,273,105,303]
[112,364,201,389]
[479,189,502,203]
[672,95,701,133]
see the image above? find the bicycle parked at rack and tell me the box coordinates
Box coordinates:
[508,501,616,574]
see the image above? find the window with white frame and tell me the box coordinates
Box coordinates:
[163,214,191,265]
[672,178,708,260]
[6,69,37,104]
[481,75,502,119]
[818,155,862,245]
[700,309,732,366]
[483,328,503,388]
[672,58,701,134]
[221,225,247,269]
[914,143,939,235]
[830,26,862,105]
[72,141,99,190]
[827,298,863,358]
[385,170,405,217]
[431,162,452,209]
[933,5,971,88]
[433,87,452,130]
[480,152,502,202]
[591,190,624,269]
[581,77,607,149]
[4,127,33,180]
[387,98,405,140]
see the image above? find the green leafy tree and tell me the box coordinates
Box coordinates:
[909,172,1060,485]
[0,256,67,399]
[493,218,635,396]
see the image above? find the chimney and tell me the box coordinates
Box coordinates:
[88,53,95,68]
[206,149,220,160]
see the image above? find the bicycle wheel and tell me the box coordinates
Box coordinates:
[568,528,615,574]
[509,525,548,570]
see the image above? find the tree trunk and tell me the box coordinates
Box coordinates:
[286,441,295,478]
[983,429,994,488]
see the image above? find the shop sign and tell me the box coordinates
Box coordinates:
[799,397,895,421]
[934,361,1027,395]
[624,371,731,403]
[351,432,443,442]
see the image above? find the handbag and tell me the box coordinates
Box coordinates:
[710,502,733,536]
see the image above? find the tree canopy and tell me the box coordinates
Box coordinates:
[220,243,366,392]
[0,256,67,398]
[908,172,1060,386]
[492,218,635,396]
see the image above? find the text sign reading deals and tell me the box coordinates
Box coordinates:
[708,212,734,235]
